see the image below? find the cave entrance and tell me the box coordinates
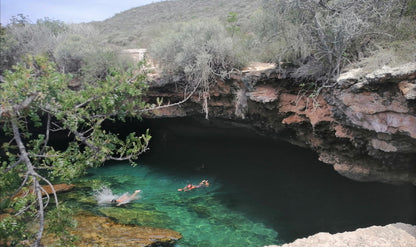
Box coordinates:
[94,117,416,245]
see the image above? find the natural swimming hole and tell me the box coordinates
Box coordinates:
[66,119,416,247]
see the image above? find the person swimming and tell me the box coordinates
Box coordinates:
[178,180,209,192]
[111,189,142,206]
[95,186,141,206]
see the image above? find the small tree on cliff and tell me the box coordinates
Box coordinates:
[0,55,151,246]
[149,20,242,119]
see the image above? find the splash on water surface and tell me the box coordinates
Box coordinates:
[94,186,118,204]
[94,186,142,206]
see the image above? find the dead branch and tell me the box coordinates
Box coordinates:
[40,113,51,155]
[10,172,29,200]
[37,173,59,208]
[11,116,45,246]
[3,158,23,173]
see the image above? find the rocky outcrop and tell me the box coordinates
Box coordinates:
[144,62,416,185]
[322,63,416,184]
[42,212,182,247]
[265,223,416,247]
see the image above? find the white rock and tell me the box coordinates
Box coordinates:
[265,223,416,247]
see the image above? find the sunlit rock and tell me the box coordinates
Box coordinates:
[398,81,416,100]
[265,223,416,247]
[248,85,279,103]
[365,62,416,84]
[43,212,182,247]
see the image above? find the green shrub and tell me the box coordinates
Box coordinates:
[149,20,242,118]
[0,17,67,72]
[52,24,135,83]
[0,25,19,73]
[249,0,412,82]
[53,34,91,73]
[1,18,132,84]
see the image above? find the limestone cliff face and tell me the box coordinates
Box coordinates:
[145,62,416,185]
[323,63,416,184]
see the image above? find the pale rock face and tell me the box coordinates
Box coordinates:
[365,63,416,83]
[371,139,398,152]
[336,67,363,85]
[247,85,279,103]
[398,81,416,100]
[265,223,416,247]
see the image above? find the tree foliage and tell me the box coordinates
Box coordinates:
[0,55,151,246]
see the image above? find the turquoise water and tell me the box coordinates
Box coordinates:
[68,118,416,247]
[83,163,280,247]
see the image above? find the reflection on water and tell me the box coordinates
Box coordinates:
[71,118,416,246]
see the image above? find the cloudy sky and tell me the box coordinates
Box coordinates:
[1,0,159,24]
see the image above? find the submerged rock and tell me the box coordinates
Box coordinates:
[265,223,416,247]
[99,205,173,228]
[43,212,182,247]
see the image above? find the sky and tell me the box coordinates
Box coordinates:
[1,0,159,25]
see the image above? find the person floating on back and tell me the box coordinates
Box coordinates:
[111,189,142,206]
[178,180,209,192]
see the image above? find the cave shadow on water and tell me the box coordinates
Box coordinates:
[106,117,416,244]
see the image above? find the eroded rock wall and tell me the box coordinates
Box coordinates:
[323,63,416,184]
[144,62,416,185]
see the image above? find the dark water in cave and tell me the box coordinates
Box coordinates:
[72,118,416,246]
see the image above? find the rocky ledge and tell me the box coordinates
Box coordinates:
[42,212,182,247]
[145,62,416,185]
[322,63,416,184]
[265,223,416,247]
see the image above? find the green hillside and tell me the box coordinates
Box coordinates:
[93,0,261,47]
[2,0,415,83]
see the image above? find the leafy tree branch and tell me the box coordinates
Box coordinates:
[0,55,151,246]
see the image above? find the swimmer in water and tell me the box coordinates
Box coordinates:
[178,180,209,192]
[111,189,142,206]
